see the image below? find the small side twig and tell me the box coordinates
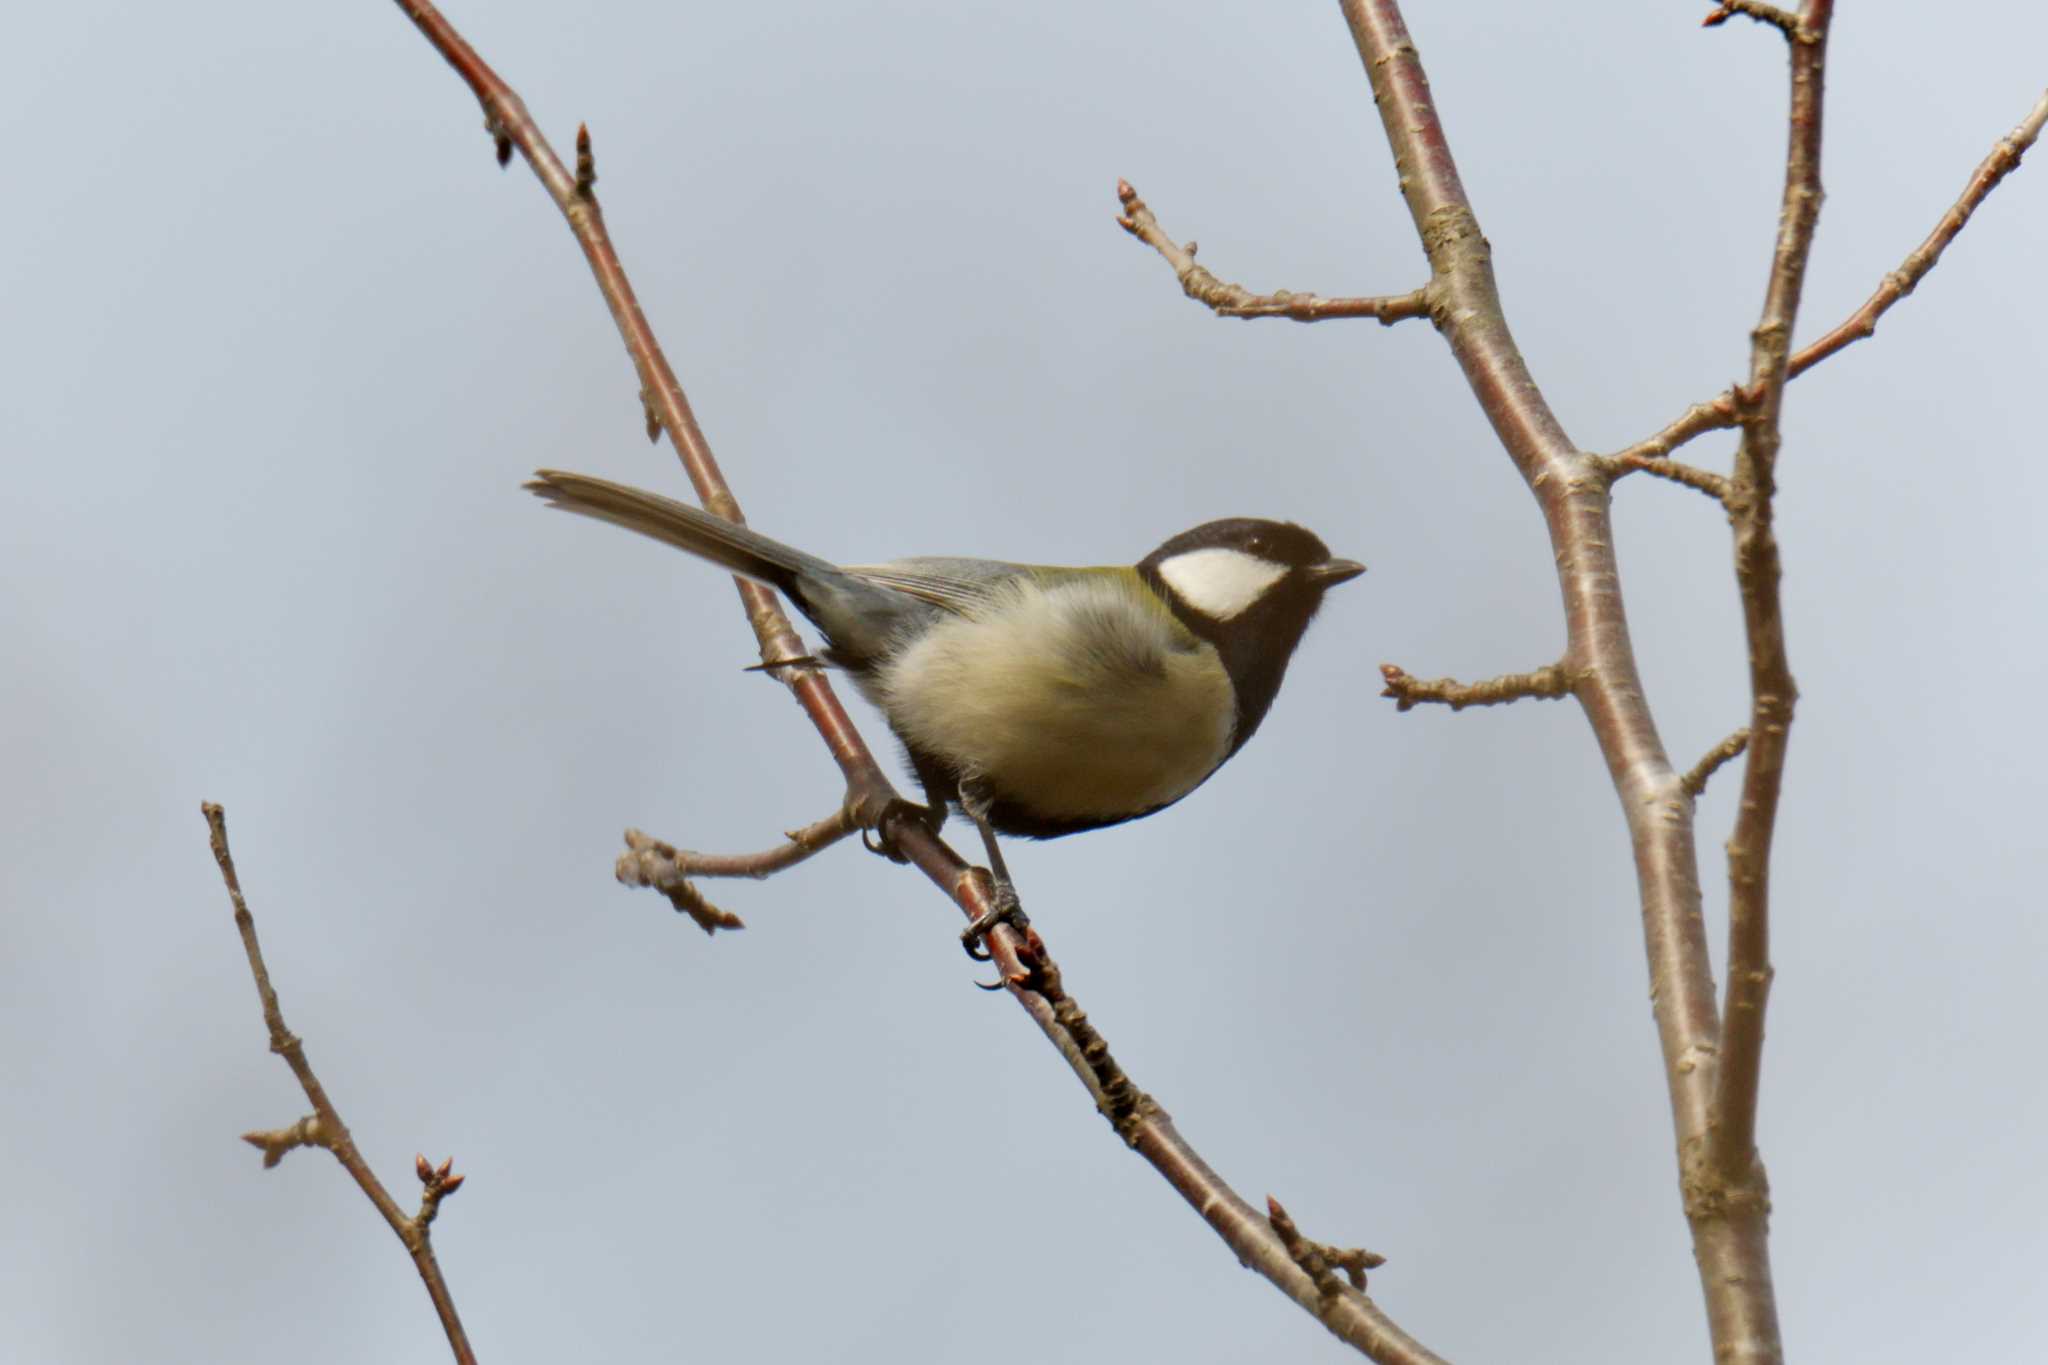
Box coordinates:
[1680,729,1751,799]
[1702,2,1800,36]
[1116,180,1428,324]
[1789,87,2048,377]
[1608,395,1739,464]
[203,802,476,1365]
[414,1154,468,1229]
[1613,85,2047,466]
[1267,1197,1387,1294]
[1379,662,1571,713]
[615,811,858,934]
[1600,453,1730,501]
[241,1115,327,1170]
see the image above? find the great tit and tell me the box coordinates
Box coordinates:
[528,470,1363,861]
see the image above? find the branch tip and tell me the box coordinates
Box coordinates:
[1628,88,2046,458]
[204,795,475,1360]
[1702,2,1799,35]
[1788,86,2048,378]
[574,123,596,199]
[1266,1196,1385,1293]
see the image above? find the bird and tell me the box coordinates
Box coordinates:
[527,469,1363,945]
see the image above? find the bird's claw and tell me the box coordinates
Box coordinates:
[854,797,940,865]
[960,876,1028,962]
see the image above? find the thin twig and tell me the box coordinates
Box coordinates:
[1613,85,2047,465]
[1267,1197,1387,1293]
[613,814,856,933]
[1600,453,1730,501]
[1680,729,1751,799]
[1378,662,1571,713]
[203,803,477,1365]
[1789,87,2048,377]
[1609,395,1740,464]
[414,1154,468,1229]
[392,6,1445,1356]
[1702,2,1799,35]
[1116,180,1429,324]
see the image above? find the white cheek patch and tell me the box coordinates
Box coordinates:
[1157,547,1288,620]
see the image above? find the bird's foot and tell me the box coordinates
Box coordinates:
[961,872,1029,962]
[852,795,942,865]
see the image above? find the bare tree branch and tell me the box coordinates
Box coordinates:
[1680,730,1752,800]
[1334,1,1783,1356]
[1698,23,1836,1349]
[1600,453,1730,501]
[1116,180,1429,324]
[1703,2,1800,35]
[1613,85,2047,465]
[1609,396,1741,464]
[390,4,1447,1356]
[1788,86,2048,376]
[203,802,476,1365]
[1378,662,1571,713]
[612,813,858,933]
[391,0,944,892]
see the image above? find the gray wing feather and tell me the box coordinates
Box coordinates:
[844,558,1035,616]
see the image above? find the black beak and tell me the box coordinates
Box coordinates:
[1305,557,1366,588]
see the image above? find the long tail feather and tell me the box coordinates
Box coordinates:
[526,470,840,595]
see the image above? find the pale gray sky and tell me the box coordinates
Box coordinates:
[4,4,2045,1362]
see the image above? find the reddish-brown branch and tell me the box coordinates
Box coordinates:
[204,803,477,1365]
[1789,86,2048,376]
[1614,85,2047,466]
[392,0,934,877]
[392,4,1443,1354]
[1378,662,1571,712]
[1116,180,1429,324]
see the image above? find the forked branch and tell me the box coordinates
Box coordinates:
[1790,87,2048,375]
[203,802,476,1365]
[1612,85,2048,465]
[1335,0,1786,1357]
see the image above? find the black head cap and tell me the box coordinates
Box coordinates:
[1137,518,1364,757]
